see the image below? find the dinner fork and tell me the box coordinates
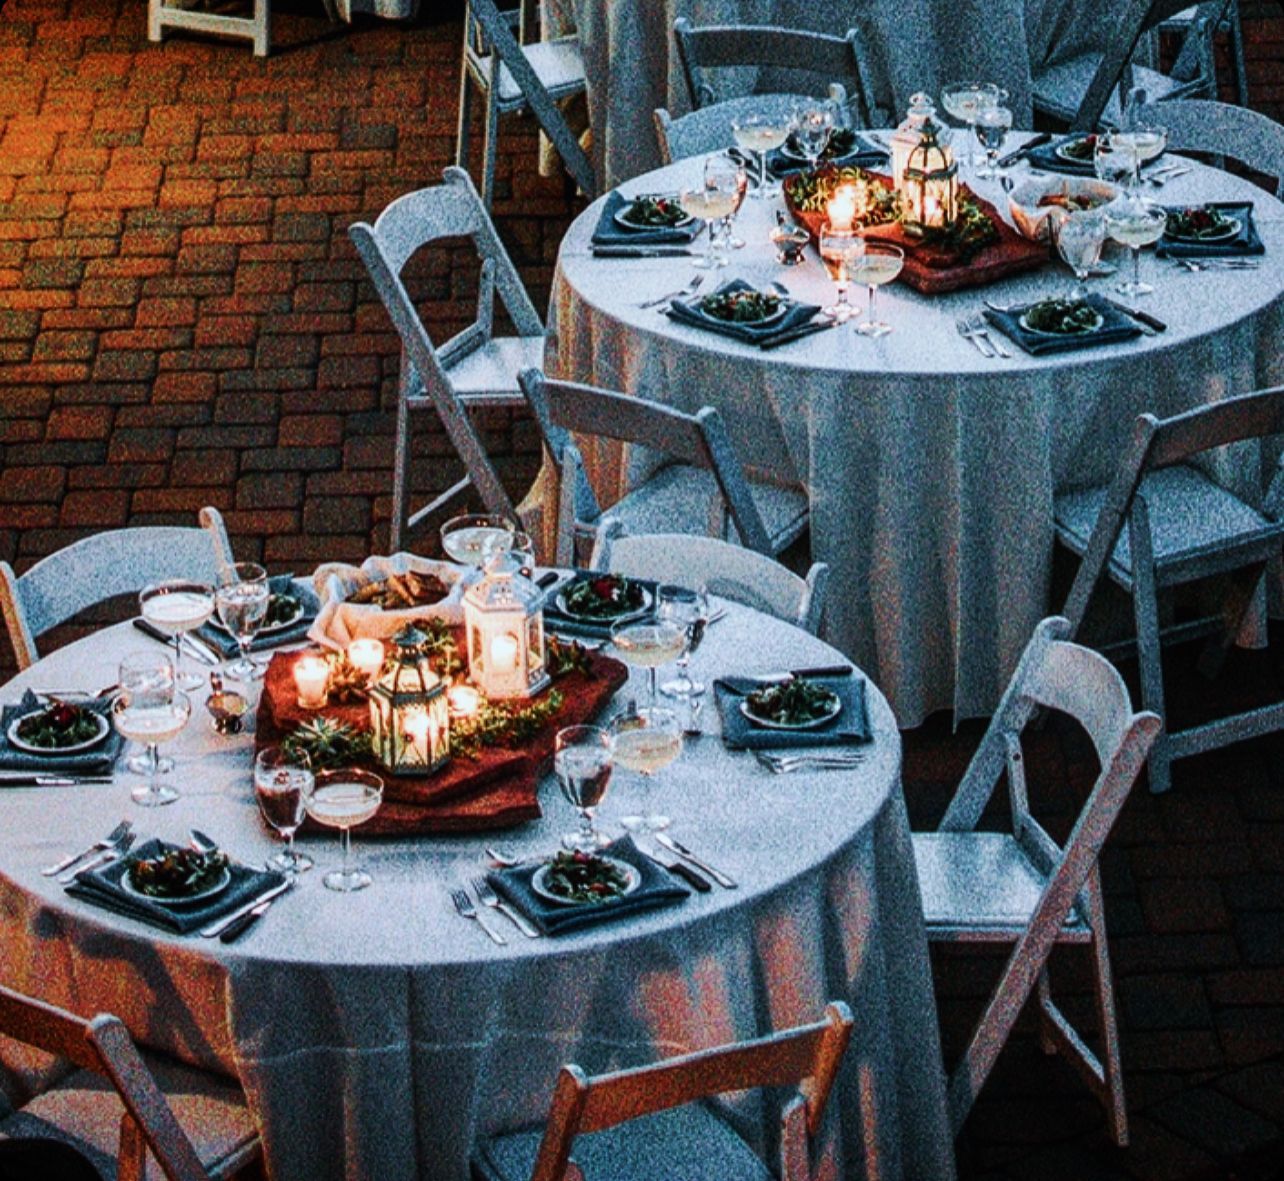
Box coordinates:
[754,751,866,774]
[450,886,507,945]
[637,274,704,310]
[956,316,995,358]
[59,831,136,884]
[1174,257,1261,272]
[470,875,540,938]
[42,818,131,877]
[968,313,1011,359]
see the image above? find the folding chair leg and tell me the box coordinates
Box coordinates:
[481,89,501,211]
[390,393,412,554]
[1130,503,1172,794]
[1036,969,1057,1055]
[456,45,475,173]
[1090,915,1129,1146]
[1195,562,1266,680]
[1228,4,1250,106]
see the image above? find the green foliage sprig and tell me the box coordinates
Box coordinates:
[449,690,565,759]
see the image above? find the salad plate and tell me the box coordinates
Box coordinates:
[7,703,109,756]
[614,195,694,232]
[120,847,232,907]
[555,575,652,623]
[531,853,641,906]
[741,678,843,730]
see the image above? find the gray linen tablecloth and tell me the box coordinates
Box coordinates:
[548,150,1284,726]
[0,609,953,1181]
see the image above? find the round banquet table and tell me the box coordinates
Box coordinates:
[0,602,954,1181]
[548,146,1284,727]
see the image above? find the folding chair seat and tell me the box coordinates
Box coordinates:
[1055,385,1284,794]
[472,1002,853,1181]
[913,617,1160,1146]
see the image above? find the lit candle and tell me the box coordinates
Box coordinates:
[923,195,942,227]
[490,633,519,676]
[404,708,432,765]
[826,183,858,232]
[346,638,385,684]
[293,654,330,710]
[447,684,482,718]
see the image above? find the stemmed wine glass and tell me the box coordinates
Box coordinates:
[731,111,792,198]
[254,745,315,873]
[819,226,865,323]
[850,243,905,337]
[1094,132,1135,188]
[658,585,710,699]
[1106,198,1168,298]
[610,706,683,834]
[1056,211,1107,299]
[609,617,686,706]
[215,562,270,681]
[974,104,1013,180]
[111,657,190,807]
[678,177,736,270]
[1113,122,1167,190]
[440,513,515,572]
[713,155,748,250]
[554,725,614,851]
[941,82,1004,168]
[791,101,835,172]
[138,579,214,691]
[305,767,383,893]
[119,652,178,774]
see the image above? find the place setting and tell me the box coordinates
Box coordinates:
[590,189,703,259]
[0,690,121,787]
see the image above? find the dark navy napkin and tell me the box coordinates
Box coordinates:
[1157,202,1264,259]
[767,130,887,177]
[0,691,122,774]
[592,191,702,247]
[488,837,689,935]
[983,294,1142,356]
[667,279,822,345]
[66,837,286,935]
[543,573,659,640]
[198,575,318,658]
[715,672,870,750]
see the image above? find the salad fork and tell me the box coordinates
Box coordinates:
[956,316,995,358]
[470,875,540,938]
[637,274,704,310]
[43,818,131,877]
[59,831,136,884]
[450,886,506,945]
[968,313,1011,359]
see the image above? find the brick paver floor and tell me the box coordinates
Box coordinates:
[1,3,1282,1178]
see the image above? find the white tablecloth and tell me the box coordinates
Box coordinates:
[548,153,1284,726]
[0,606,953,1181]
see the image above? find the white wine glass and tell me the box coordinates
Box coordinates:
[1056,211,1107,299]
[974,104,1013,180]
[1106,198,1167,298]
[305,767,383,893]
[791,101,835,171]
[1114,123,1167,190]
[610,617,687,706]
[678,182,735,270]
[941,82,1004,168]
[555,725,614,851]
[732,111,791,198]
[215,562,270,681]
[119,651,177,775]
[611,706,683,834]
[254,745,315,873]
[440,513,515,570]
[819,225,865,323]
[657,585,710,699]
[112,685,190,807]
[138,579,214,691]
[851,243,905,337]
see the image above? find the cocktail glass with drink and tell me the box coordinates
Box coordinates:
[851,243,905,337]
[732,111,792,198]
[305,768,384,893]
[554,725,614,851]
[440,514,515,578]
[1106,198,1168,297]
[610,617,687,706]
[254,745,315,873]
[139,579,215,691]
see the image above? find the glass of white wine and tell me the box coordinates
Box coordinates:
[1106,198,1168,298]
[941,82,1004,168]
[851,243,905,337]
[119,651,178,775]
[440,513,515,571]
[819,226,865,323]
[731,111,792,198]
[112,683,190,808]
[554,725,614,851]
[214,562,270,681]
[1114,124,1167,190]
[139,579,214,691]
[305,768,384,893]
[610,706,683,834]
[610,617,687,706]
[254,745,315,873]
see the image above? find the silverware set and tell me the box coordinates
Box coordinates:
[57,831,136,884]
[43,818,133,879]
[956,314,1011,359]
[1143,163,1192,187]
[470,874,540,938]
[754,750,866,774]
[450,885,509,945]
[637,274,705,309]
[1173,257,1261,272]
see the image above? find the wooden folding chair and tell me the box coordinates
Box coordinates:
[473,1002,853,1181]
[349,168,547,553]
[518,369,809,567]
[1055,386,1284,794]
[654,94,800,165]
[592,524,829,635]
[1160,1,1249,106]
[913,617,1160,1145]
[0,983,260,1180]
[1135,98,1284,196]
[0,509,232,671]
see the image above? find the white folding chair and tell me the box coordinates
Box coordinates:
[0,509,232,671]
[1033,0,1234,130]
[914,617,1160,1145]
[1160,1,1249,106]
[349,168,547,553]
[1055,386,1284,794]
[147,0,337,56]
[592,524,829,635]
[0,982,260,1180]
[654,94,803,165]
[473,1002,853,1181]
[1135,98,1284,196]
[456,0,595,210]
[518,369,809,568]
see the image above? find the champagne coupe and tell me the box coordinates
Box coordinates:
[850,243,905,337]
[791,101,835,171]
[305,768,384,893]
[657,584,711,699]
[138,579,215,691]
[215,561,270,682]
[112,684,190,807]
[1106,198,1168,297]
[974,104,1013,180]
[254,745,315,873]
[440,513,515,573]
[119,651,177,775]
[554,724,614,851]
[819,225,865,323]
[732,111,792,198]
[609,617,687,706]
[1056,211,1107,299]
[678,182,737,270]
[941,82,1004,168]
[611,706,683,833]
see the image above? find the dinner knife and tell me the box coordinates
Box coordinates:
[0,775,114,787]
[997,132,1052,169]
[131,619,220,666]
[590,246,695,259]
[758,320,841,351]
[219,894,281,943]
[200,879,293,937]
[638,842,711,892]
[655,833,737,889]
[1103,297,1168,334]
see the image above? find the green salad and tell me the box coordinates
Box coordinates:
[1021,298,1102,335]
[620,195,689,227]
[560,575,646,619]
[541,851,631,904]
[1165,205,1237,241]
[698,289,783,323]
[264,592,302,628]
[14,702,102,749]
[1058,134,1099,162]
[744,677,840,726]
[127,847,228,899]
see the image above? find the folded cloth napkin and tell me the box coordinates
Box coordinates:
[542,572,659,640]
[488,836,689,936]
[1025,136,1102,176]
[197,575,320,658]
[714,671,871,750]
[592,191,702,247]
[0,691,122,775]
[983,295,1142,356]
[767,132,887,176]
[667,279,822,346]
[66,837,287,935]
[1157,202,1264,259]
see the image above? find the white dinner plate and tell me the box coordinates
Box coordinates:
[531,858,641,906]
[6,709,109,756]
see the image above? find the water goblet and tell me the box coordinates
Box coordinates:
[609,617,687,706]
[657,585,710,699]
[138,579,214,691]
[974,104,1013,180]
[254,745,315,873]
[711,155,748,249]
[1114,123,1167,189]
[1106,198,1168,298]
[554,725,614,851]
[611,706,683,834]
[732,111,792,198]
[1056,211,1107,299]
[818,225,865,323]
[704,154,745,260]
[440,513,515,572]
[112,684,190,807]
[941,82,1004,168]
[791,102,835,172]
[119,651,177,775]
[1093,133,1135,188]
[305,768,384,893]
[850,243,905,337]
[214,562,270,682]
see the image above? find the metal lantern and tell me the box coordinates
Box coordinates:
[463,556,550,700]
[368,626,451,776]
[890,92,937,191]
[901,115,958,232]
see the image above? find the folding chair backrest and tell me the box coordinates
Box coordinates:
[529,1002,853,1181]
[0,984,212,1181]
[0,513,231,671]
[540,374,775,555]
[348,168,542,524]
[673,18,877,126]
[654,94,802,164]
[1137,99,1284,197]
